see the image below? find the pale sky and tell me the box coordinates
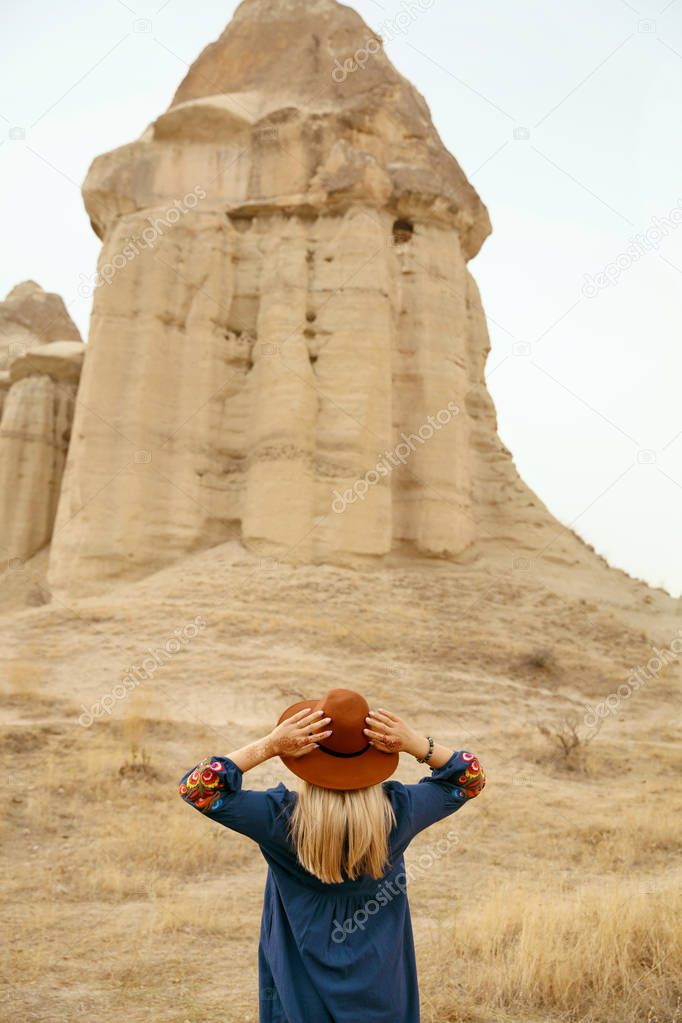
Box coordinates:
[1,0,681,595]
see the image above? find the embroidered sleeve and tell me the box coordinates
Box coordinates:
[178,756,241,814]
[421,750,486,801]
[394,749,487,840]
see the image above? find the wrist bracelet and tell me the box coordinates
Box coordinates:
[417,736,434,764]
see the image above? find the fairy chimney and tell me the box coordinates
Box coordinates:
[47,0,550,594]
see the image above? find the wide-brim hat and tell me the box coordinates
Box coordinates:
[277,688,399,791]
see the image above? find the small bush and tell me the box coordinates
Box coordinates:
[519,648,558,674]
[537,712,602,767]
[119,744,158,779]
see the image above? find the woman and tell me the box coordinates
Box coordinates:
[179,688,486,1023]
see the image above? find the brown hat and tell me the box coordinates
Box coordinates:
[277,688,399,790]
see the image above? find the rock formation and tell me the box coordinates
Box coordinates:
[46,0,553,593]
[0,281,80,369]
[0,283,84,564]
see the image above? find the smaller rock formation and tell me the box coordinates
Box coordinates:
[0,281,81,366]
[0,284,84,566]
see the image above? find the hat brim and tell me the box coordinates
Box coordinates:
[277,698,399,791]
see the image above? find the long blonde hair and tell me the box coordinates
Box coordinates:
[289,782,396,884]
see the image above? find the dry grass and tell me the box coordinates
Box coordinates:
[1,542,681,1022]
[421,883,682,1023]
[2,703,680,1023]
[2,657,45,690]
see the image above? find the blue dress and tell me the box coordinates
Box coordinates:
[179,751,486,1023]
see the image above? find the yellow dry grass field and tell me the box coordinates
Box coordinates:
[1,539,681,1022]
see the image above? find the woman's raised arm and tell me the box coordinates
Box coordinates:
[178,709,332,841]
[364,708,486,836]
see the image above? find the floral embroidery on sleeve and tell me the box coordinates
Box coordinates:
[179,758,228,813]
[455,752,486,799]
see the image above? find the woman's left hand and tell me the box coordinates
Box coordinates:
[363,708,425,756]
[267,708,332,759]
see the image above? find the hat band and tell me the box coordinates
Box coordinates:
[317,742,371,759]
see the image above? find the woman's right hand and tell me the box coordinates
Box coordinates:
[267,708,333,759]
[363,709,428,758]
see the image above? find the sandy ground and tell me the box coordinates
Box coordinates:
[1,538,680,1022]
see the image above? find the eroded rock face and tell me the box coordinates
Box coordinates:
[47,0,536,593]
[82,0,490,257]
[10,341,85,384]
[0,373,10,421]
[0,285,84,565]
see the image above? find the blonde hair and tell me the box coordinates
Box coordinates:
[289,782,396,884]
